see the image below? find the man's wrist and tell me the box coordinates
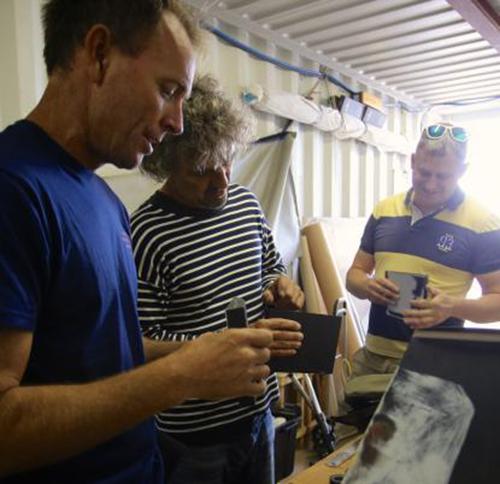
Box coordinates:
[359,275,373,300]
[143,338,184,362]
[446,295,461,319]
[264,276,280,291]
[156,348,193,404]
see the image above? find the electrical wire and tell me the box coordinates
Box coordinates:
[204,23,500,113]
[204,24,357,97]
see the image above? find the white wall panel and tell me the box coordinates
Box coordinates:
[0,0,46,125]
[0,0,19,126]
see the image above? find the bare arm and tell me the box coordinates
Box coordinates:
[0,329,188,476]
[346,250,375,299]
[346,250,399,305]
[142,337,183,362]
[405,270,500,328]
[454,270,500,321]
[0,327,272,477]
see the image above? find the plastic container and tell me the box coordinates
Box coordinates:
[273,404,301,481]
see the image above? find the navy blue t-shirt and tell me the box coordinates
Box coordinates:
[0,121,163,483]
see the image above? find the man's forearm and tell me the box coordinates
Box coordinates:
[452,293,500,323]
[142,337,183,362]
[346,268,370,300]
[0,356,187,477]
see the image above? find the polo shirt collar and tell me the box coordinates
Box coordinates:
[404,187,465,212]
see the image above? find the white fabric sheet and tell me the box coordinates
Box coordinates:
[232,132,300,269]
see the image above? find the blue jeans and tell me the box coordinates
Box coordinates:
[158,410,275,484]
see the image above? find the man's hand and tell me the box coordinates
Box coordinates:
[253,318,303,357]
[403,286,456,329]
[263,276,305,310]
[362,277,400,306]
[165,328,273,400]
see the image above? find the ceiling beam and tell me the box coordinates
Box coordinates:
[364,46,496,76]
[378,55,500,83]
[393,64,500,88]
[404,71,500,93]
[348,33,484,68]
[415,78,500,99]
[422,84,500,103]
[447,0,500,51]
[184,0,424,108]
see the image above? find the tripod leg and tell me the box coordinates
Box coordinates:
[304,374,335,454]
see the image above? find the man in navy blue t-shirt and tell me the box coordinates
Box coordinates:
[0,1,275,482]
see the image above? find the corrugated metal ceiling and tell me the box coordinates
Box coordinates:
[186,0,500,108]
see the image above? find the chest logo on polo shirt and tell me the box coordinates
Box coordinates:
[437,233,454,253]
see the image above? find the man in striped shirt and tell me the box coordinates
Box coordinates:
[131,75,304,484]
[346,123,500,380]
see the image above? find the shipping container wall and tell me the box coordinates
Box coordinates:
[0,1,422,218]
[196,21,421,220]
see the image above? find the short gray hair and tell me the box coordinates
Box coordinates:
[141,74,255,181]
[416,124,468,165]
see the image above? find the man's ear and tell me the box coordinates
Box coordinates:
[83,24,113,84]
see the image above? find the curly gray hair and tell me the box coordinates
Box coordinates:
[141,74,255,181]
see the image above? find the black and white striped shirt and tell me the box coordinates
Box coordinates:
[131,184,285,436]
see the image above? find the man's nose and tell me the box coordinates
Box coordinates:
[424,176,439,192]
[160,99,183,136]
[213,168,229,188]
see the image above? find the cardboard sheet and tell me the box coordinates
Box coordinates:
[268,309,342,374]
[299,235,327,315]
[302,222,362,359]
[299,235,338,414]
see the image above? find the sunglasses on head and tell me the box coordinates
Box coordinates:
[424,124,468,143]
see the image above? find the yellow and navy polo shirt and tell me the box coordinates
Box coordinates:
[360,188,500,355]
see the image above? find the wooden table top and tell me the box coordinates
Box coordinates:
[281,435,362,484]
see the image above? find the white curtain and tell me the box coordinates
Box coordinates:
[232,132,300,270]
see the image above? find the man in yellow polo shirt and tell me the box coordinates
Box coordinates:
[346,123,500,377]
